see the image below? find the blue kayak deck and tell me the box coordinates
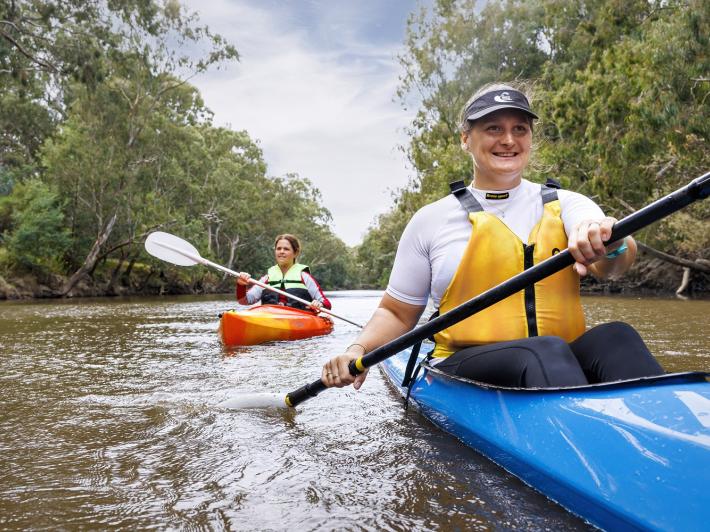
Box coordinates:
[380,348,710,531]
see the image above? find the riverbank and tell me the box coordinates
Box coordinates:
[0,261,233,300]
[0,257,708,300]
[581,257,710,297]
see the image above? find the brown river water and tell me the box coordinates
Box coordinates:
[1,291,708,530]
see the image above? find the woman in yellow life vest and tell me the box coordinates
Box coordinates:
[236,234,331,312]
[323,82,662,390]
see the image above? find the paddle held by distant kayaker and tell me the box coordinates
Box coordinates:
[323,81,663,390]
[236,234,331,312]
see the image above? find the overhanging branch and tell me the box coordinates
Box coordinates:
[636,241,710,273]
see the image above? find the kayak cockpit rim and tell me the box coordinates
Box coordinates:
[416,359,710,392]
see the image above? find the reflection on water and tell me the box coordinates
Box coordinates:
[0,292,707,529]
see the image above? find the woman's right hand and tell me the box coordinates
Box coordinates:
[322,351,369,390]
[236,272,252,286]
[320,295,424,391]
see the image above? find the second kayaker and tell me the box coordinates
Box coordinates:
[236,234,332,312]
[323,81,664,390]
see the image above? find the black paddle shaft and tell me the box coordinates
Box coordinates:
[285,172,710,407]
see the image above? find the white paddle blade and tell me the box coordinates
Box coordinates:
[217,393,290,410]
[145,231,202,266]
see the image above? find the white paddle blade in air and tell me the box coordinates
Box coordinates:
[145,232,202,267]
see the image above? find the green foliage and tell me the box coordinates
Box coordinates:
[534,0,710,202]
[356,210,405,288]
[0,247,10,276]
[0,0,238,173]
[0,179,70,271]
[360,0,710,286]
[41,69,213,268]
[0,0,358,293]
[215,171,361,289]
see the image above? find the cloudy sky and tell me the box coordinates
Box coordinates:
[181,0,432,246]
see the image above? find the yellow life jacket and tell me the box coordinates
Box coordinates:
[432,181,586,358]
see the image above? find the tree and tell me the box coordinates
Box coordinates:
[0,179,70,272]
[3,0,241,294]
[0,2,364,296]
[0,0,236,175]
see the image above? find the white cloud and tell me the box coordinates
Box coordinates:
[181,0,417,245]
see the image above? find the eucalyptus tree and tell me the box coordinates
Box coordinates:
[0,178,70,274]
[264,175,357,290]
[190,126,269,277]
[39,72,215,293]
[0,0,238,292]
[0,0,236,176]
[0,1,361,295]
[532,0,710,288]
[533,1,709,233]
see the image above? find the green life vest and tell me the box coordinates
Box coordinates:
[262,263,311,309]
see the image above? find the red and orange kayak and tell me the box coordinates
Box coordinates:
[218,304,334,346]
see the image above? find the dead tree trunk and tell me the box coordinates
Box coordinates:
[60,213,118,296]
[636,241,710,296]
[106,253,126,295]
[225,235,240,275]
[676,267,691,297]
[636,241,710,272]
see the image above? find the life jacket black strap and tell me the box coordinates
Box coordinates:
[541,178,561,205]
[268,280,306,286]
[450,180,484,213]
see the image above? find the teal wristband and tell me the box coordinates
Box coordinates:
[606,239,628,259]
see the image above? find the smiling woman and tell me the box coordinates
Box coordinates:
[461,86,535,189]
[322,81,664,391]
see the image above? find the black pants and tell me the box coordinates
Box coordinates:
[435,322,664,388]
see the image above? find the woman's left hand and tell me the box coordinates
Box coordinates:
[309,300,323,313]
[569,216,623,276]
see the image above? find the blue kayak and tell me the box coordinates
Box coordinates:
[380,347,710,531]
